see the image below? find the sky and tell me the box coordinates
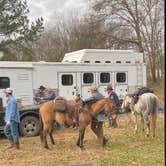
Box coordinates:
[27,0,89,25]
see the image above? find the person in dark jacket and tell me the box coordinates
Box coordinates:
[3,88,20,149]
[33,85,46,104]
[105,84,120,128]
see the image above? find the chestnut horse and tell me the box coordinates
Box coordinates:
[121,93,159,137]
[39,96,81,149]
[76,98,116,149]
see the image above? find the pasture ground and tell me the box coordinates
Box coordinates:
[0,113,164,166]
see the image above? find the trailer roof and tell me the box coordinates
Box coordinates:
[0,61,33,68]
[63,49,144,64]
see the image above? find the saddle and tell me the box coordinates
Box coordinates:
[53,97,67,112]
[133,87,154,104]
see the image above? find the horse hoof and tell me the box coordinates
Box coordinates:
[103,137,108,146]
[80,146,85,151]
[43,145,49,149]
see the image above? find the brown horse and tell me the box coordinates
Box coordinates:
[76,98,116,149]
[39,96,81,149]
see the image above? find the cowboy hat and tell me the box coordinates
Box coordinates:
[89,85,97,91]
[3,88,13,94]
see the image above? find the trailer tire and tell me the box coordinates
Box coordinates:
[19,115,41,137]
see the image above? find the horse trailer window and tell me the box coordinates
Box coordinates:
[100,73,110,83]
[83,73,94,84]
[116,73,126,83]
[0,77,10,89]
[61,74,73,85]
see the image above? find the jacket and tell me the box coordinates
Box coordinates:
[4,96,20,123]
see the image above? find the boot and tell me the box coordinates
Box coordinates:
[6,138,14,149]
[14,142,20,150]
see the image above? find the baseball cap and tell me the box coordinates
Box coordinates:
[3,88,13,94]
[89,85,97,91]
[105,84,113,91]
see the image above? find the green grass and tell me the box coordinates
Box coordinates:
[97,115,164,166]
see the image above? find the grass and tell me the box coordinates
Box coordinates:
[0,113,164,166]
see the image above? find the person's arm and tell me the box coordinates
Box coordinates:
[42,91,55,100]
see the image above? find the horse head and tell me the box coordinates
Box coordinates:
[121,94,135,112]
[103,98,116,115]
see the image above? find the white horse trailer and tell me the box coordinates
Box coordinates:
[0,49,146,107]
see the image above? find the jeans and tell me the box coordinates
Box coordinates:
[4,120,19,144]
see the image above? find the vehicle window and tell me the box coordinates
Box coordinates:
[116,72,126,83]
[100,73,110,83]
[0,77,10,89]
[83,73,94,84]
[62,74,73,85]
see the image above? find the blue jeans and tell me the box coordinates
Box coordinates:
[4,120,19,144]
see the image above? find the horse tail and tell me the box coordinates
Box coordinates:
[39,112,44,142]
[150,95,158,137]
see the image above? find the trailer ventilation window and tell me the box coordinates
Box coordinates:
[0,77,10,89]
[100,73,110,83]
[95,61,101,63]
[116,73,126,83]
[116,61,121,63]
[126,61,131,63]
[83,73,94,84]
[84,61,90,63]
[105,61,111,63]
[62,74,73,85]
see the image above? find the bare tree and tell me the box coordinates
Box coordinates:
[90,0,164,82]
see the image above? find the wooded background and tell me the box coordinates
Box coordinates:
[0,0,164,82]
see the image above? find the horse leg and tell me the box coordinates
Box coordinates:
[91,120,98,137]
[151,111,157,137]
[143,113,150,137]
[42,124,52,149]
[49,126,55,145]
[141,114,144,132]
[96,122,108,146]
[91,121,107,146]
[43,130,49,149]
[132,112,138,134]
[77,128,85,150]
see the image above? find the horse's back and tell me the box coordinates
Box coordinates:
[136,93,159,114]
[39,101,53,113]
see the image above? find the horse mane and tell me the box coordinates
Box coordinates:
[83,99,99,107]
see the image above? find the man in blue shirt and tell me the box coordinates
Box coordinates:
[3,88,20,149]
[105,84,120,128]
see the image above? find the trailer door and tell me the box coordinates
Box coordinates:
[81,72,96,98]
[58,73,77,99]
[114,72,128,99]
[98,72,113,96]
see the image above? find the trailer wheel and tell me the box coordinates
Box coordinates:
[19,116,41,137]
